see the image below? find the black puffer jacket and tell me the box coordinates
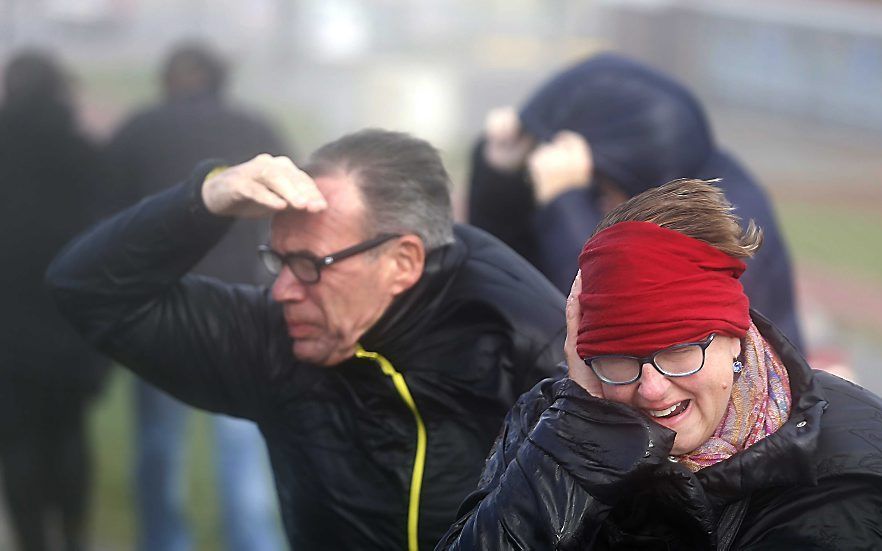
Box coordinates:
[438,312,882,550]
[46,163,567,549]
[468,53,804,351]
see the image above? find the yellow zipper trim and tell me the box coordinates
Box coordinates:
[355,345,426,551]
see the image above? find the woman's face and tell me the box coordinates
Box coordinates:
[600,334,742,455]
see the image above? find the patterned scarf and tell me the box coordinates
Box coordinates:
[678,322,792,472]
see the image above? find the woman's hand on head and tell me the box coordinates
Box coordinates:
[566,271,604,397]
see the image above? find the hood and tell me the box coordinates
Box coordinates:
[519,53,714,196]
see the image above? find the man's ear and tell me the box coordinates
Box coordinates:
[387,235,425,296]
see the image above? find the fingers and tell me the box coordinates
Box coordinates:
[566,270,582,324]
[527,130,592,204]
[483,106,536,173]
[484,106,520,142]
[236,179,288,211]
[202,155,329,218]
[564,271,583,367]
[252,155,327,213]
[563,271,603,397]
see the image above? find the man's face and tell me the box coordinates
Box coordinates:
[269,174,401,366]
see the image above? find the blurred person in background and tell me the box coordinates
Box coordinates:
[46,128,566,550]
[439,179,882,549]
[469,53,804,352]
[105,41,288,551]
[0,49,111,551]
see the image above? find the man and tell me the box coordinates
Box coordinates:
[105,42,288,551]
[469,53,804,351]
[47,129,566,549]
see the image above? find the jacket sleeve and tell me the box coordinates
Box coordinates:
[533,188,604,295]
[436,378,675,550]
[46,161,278,421]
[517,329,567,397]
[467,138,539,266]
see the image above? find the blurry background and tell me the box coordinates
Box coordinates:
[1,0,881,548]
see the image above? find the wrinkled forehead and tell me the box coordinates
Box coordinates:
[269,175,368,250]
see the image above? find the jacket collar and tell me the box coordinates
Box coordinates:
[357,233,467,366]
[695,310,828,509]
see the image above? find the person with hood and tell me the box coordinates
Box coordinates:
[46,129,567,550]
[469,53,804,351]
[438,179,882,550]
[105,42,288,551]
[0,49,111,551]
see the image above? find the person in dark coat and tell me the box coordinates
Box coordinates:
[104,41,289,551]
[0,50,111,551]
[46,129,567,550]
[469,53,804,351]
[439,179,882,550]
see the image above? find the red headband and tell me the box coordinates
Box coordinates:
[576,221,749,358]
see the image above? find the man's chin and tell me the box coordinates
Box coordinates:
[292,340,352,367]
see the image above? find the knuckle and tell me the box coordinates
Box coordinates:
[276,155,297,169]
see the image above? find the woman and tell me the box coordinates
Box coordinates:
[438,179,882,549]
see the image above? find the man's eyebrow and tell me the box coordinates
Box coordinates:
[278,248,320,258]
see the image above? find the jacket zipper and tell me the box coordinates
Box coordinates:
[716,496,750,551]
[356,345,427,551]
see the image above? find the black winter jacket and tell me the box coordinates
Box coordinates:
[46,163,567,549]
[438,312,882,550]
[0,99,110,391]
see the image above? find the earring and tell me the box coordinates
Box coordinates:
[733,360,743,374]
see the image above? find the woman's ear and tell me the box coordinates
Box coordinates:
[729,336,743,360]
[387,235,425,296]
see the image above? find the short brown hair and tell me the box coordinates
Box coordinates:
[592,178,763,258]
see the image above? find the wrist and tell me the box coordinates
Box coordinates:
[199,164,230,215]
[534,179,583,206]
[188,159,228,217]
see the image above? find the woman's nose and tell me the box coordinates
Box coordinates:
[636,363,671,400]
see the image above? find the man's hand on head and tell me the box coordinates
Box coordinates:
[202,154,328,218]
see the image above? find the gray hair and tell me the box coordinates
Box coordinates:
[303,129,454,251]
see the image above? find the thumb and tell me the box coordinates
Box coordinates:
[565,271,583,365]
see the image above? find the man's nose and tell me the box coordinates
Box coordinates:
[636,363,671,401]
[271,266,308,302]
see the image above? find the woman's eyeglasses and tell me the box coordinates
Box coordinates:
[583,334,716,385]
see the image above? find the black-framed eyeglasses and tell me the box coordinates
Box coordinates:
[583,334,716,386]
[258,233,401,285]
